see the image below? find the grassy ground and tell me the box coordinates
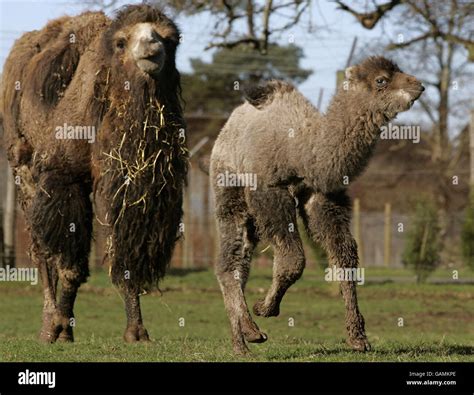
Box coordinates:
[0,266,473,362]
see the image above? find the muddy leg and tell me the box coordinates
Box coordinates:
[301,190,371,351]
[33,244,59,343]
[247,186,305,317]
[28,174,93,343]
[253,235,305,317]
[123,288,150,343]
[53,266,89,342]
[35,248,85,343]
[216,214,267,355]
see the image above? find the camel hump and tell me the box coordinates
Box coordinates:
[25,12,107,107]
[31,39,81,106]
[244,80,295,109]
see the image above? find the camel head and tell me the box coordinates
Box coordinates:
[344,56,424,117]
[104,5,180,79]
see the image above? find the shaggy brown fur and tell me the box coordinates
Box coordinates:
[1,5,187,343]
[211,56,424,354]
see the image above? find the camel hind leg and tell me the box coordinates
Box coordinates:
[31,241,59,342]
[215,187,267,355]
[35,246,89,343]
[53,263,89,342]
[13,165,61,342]
[29,171,92,343]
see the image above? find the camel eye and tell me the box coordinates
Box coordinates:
[376,78,387,87]
[116,39,126,49]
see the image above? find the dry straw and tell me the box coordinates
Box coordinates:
[102,97,187,225]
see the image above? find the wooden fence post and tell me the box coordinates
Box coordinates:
[182,179,193,269]
[353,198,363,265]
[4,167,16,268]
[208,180,219,268]
[470,108,474,186]
[90,234,96,268]
[0,207,4,268]
[384,202,392,267]
[201,170,210,267]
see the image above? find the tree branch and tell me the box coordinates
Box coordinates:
[271,1,309,34]
[386,31,434,49]
[83,0,119,9]
[335,0,403,29]
[205,37,261,51]
[204,0,312,53]
[440,33,473,47]
[261,0,274,54]
[418,98,437,124]
[246,0,256,38]
[220,0,238,38]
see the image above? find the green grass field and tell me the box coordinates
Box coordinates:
[0,266,473,362]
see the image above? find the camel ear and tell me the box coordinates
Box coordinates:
[345,66,356,80]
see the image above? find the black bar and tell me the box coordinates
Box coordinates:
[0,362,472,394]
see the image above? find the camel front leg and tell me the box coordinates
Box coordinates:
[123,286,150,343]
[301,190,371,351]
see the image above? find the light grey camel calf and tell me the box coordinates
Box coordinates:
[210,56,424,355]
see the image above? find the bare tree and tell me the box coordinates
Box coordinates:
[337,0,473,215]
[82,1,314,53]
[153,0,313,54]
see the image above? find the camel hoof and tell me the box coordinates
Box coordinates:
[39,330,56,344]
[348,337,371,352]
[39,314,74,343]
[232,342,251,356]
[244,330,268,343]
[123,325,150,343]
[253,299,279,317]
[57,327,74,342]
[241,318,268,343]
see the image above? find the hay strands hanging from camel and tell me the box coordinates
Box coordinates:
[102,97,187,225]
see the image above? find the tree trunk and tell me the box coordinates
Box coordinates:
[434,42,454,240]
[3,167,16,267]
[261,0,273,53]
[433,44,452,163]
[470,108,474,186]
[0,207,4,268]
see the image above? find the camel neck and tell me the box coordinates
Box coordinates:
[303,90,388,193]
